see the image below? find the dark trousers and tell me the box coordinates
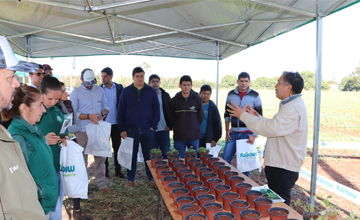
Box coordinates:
[153,130,170,159]
[199,137,206,149]
[127,128,155,181]
[265,166,299,205]
[105,124,122,173]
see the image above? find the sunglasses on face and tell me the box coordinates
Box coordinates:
[31,72,45,77]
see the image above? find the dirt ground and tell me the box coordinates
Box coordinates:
[247,148,360,219]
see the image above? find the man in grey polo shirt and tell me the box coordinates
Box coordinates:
[70,68,110,193]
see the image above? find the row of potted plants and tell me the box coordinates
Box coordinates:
[150,150,293,220]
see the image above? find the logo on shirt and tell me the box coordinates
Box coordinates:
[9,164,19,173]
[97,99,101,103]
[189,106,195,110]
[57,116,62,122]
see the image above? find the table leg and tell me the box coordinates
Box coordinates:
[156,190,160,220]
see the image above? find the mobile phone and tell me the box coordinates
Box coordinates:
[59,134,67,139]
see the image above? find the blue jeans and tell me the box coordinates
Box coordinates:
[222,132,252,177]
[127,128,155,181]
[174,139,199,158]
[50,172,64,220]
[154,130,170,159]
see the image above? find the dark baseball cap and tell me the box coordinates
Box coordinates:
[43,64,53,71]
[0,36,39,72]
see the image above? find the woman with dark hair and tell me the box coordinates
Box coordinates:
[58,82,92,220]
[36,75,69,220]
[2,85,60,219]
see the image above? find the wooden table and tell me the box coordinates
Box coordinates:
[147,158,302,220]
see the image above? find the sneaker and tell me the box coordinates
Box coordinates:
[115,170,126,179]
[73,210,93,220]
[124,181,134,188]
[105,170,110,178]
[100,187,111,193]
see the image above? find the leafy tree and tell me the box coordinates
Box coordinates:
[220,75,237,88]
[299,70,330,90]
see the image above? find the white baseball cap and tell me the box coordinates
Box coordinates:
[0,36,39,72]
[81,68,97,86]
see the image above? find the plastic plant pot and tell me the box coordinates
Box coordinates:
[303,212,321,220]
[168,182,185,199]
[150,155,163,168]
[207,178,223,195]
[236,182,252,200]
[194,163,208,176]
[155,165,170,178]
[240,209,262,220]
[212,162,225,175]
[203,202,223,220]
[168,155,179,168]
[214,184,231,202]
[184,174,200,188]
[185,154,196,165]
[176,196,195,214]
[217,165,231,180]
[206,158,220,169]
[172,188,190,206]
[268,207,290,220]
[160,170,175,186]
[214,212,236,220]
[193,187,211,203]
[172,159,185,170]
[187,181,204,197]
[198,168,214,182]
[229,176,245,193]
[163,176,179,192]
[197,194,215,214]
[198,152,209,159]
[189,159,202,170]
[230,200,250,220]
[202,172,218,187]
[178,169,194,183]
[181,204,201,220]
[174,164,189,177]
[185,213,208,220]
[254,198,273,218]
[154,160,168,168]
[221,192,240,211]
[245,190,263,209]
[224,171,238,186]
[201,154,213,164]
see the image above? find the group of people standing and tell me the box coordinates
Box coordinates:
[0,34,309,220]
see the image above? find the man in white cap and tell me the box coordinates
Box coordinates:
[0,36,46,219]
[70,69,109,190]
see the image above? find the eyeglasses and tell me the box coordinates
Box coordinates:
[30,72,45,77]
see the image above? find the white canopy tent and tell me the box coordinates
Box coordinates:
[1,0,359,206]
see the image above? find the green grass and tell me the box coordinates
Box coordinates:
[166,89,360,142]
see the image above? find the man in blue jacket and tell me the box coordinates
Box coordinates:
[117,67,160,188]
[169,75,204,158]
[199,85,222,148]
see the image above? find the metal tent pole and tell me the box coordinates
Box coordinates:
[310,3,323,207]
[216,41,220,106]
[25,36,31,84]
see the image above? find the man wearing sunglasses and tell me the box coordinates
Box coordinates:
[29,64,44,90]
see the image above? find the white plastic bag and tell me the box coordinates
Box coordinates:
[118,137,133,170]
[206,143,222,157]
[60,140,88,199]
[137,143,144,163]
[84,121,112,157]
[236,139,261,172]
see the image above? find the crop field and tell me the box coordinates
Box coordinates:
[166,89,360,142]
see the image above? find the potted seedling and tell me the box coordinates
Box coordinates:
[167,148,179,157]
[150,148,162,157]
[197,147,210,158]
[185,146,197,155]
[297,199,320,220]
[319,196,341,220]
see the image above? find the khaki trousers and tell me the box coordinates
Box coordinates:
[75,131,107,190]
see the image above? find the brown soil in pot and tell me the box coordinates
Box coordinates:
[205,205,221,210]
[217,216,234,220]
[232,202,248,207]
[237,185,251,189]
[177,199,193,204]
[223,194,239,199]
[182,206,200,212]
[255,200,272,205]
[243,213,260,218]
[270,210,288,215]
[187,216,206,220]
[195,189,208,193]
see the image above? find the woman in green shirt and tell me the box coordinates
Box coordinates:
[36,75,69,220]
[3,85,60,219]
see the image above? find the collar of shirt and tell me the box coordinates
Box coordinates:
[132,83,146,98]
[103,82,115,89]
[281,94,302,105]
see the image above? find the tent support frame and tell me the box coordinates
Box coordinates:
[216,41,220,106]
[310,0,324,207]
